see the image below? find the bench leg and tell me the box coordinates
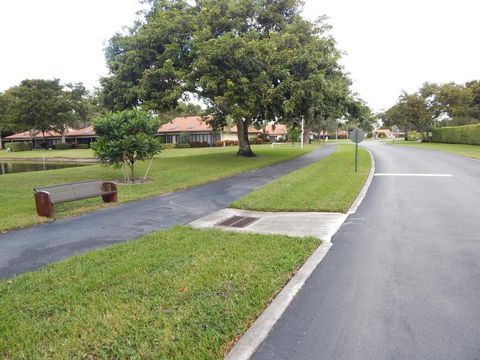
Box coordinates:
[34,192,54,218]
[102,182,118,203]
[102,193,117,203]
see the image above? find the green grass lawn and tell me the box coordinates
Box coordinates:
[0,145,317,232]
[0,144,312,160]
[0,226,320,359]
[231,144,371,213]
[392,141,480,159]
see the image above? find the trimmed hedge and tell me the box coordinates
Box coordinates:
[432,123,480,145]
[189,141,209,148]
[76,144,90,149]
[4,142,33,152]
[174,143,191,148]
[53,143,73,150]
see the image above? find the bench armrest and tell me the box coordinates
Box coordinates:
[34,191,54,218]
[102,182,118,203]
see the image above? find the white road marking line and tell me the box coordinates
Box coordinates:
[374,173,453,177]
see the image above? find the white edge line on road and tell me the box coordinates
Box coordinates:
[374,173,452,177]
[225,146,376,360]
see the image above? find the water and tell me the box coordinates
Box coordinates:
[0,161,89,175]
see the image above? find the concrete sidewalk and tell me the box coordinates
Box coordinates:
[0,144,335,279]
[189,208,347,241]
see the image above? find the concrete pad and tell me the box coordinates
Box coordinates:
[188,208,347,241]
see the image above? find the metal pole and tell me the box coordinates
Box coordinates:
[301,117,304,149]
[355,130,358,173]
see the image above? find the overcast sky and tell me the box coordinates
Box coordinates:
[0,0,478,112]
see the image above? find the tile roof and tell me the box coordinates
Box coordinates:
[5,118,289,139]
[158,116,213,133]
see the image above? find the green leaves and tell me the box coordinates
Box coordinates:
[92,110,162,180]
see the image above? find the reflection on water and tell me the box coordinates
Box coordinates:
[0,161,88,175]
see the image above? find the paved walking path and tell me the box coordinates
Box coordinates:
[0,145,335,279]
[252,141,480,360]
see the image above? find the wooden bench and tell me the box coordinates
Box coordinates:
[34,180,117,218]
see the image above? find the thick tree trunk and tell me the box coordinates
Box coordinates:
[236,119,255,157]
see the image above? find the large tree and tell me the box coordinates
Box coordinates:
[382,88,441,140]
[0,93,13,149]
[101,0,348,156]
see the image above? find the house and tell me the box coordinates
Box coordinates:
[4,116,289,148]
[5,126,96,149]
[157,116,288,144]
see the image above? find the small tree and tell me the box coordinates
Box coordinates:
[92,109,161,182]
[287,126,301,144]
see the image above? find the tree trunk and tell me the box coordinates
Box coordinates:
[0,129,2,150]
[236,119,255,157]
[303,127,311,144]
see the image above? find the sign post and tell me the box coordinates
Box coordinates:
[349,129,365,173]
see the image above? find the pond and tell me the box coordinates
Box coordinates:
[0,161,89,175]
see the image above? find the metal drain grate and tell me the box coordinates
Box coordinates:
[218,216,259,228]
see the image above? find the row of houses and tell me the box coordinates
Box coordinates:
[3,116,288,148]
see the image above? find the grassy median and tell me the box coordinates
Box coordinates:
[0,145,317,232]
[392,141,480,159]
[231,144,371,213]
[0,226,320,359]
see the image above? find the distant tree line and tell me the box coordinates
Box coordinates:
[381,81,480,140]
[0,80,101,148]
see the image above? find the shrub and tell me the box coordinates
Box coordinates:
[178,132,191,144]
[189,141,209,148]
[407,131,421,141]
[215,140,239,147]
[4,142,32,152]
[256,138,264,144]
[161,143,175,149]
[76,144,90,149]
[54,143,73,150]
[432,123,480,145]
[174,143,191,148]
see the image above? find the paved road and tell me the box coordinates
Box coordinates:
[0,145,335,279]
[253,142,480,360]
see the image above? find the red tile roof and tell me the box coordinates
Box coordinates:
[68,126,95,136]
[158,116,213,133]
[5,118,289,140]
[6,129,63,140]
[6,126,96,140]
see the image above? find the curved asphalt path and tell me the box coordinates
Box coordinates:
[253,142,480,360]
[0,145,335,279]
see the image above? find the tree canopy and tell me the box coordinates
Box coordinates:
[92,109,162,181]
[381,81,480,140]
[1,79,101,143]
[101,0,363,156]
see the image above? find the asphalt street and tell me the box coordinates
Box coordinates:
[253,142,480,360]
[0,144,335,279]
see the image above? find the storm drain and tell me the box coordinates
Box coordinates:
[218,216,259,228]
